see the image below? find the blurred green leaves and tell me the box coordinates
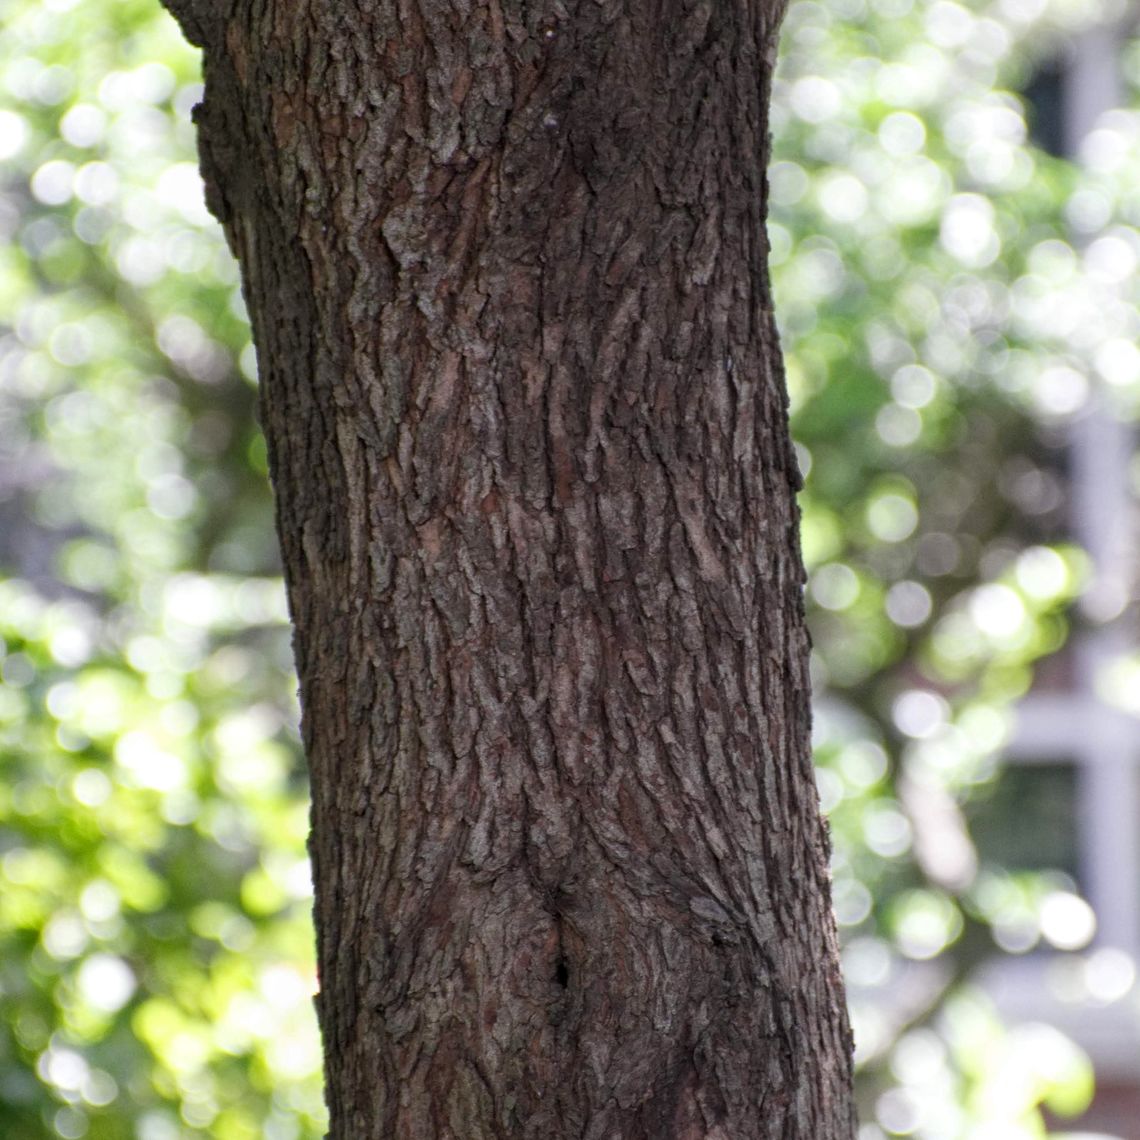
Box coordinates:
[0,1,322,1136]
[3,0,1138,1135]
[773,0,1140,1133]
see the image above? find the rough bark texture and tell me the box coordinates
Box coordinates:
[164,0,856,1135]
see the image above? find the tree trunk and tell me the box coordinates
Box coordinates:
[163,0,856,1135]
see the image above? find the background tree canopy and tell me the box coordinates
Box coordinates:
[1,0,1137,1136]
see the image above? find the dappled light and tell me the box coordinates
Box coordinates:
[774,0,1140,1134]
[1,0,1140,1134]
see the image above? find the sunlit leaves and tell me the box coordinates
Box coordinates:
[0,0,323,1137]
[772,0,1136,1133]
[4,0,1137,1134]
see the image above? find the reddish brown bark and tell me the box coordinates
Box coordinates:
[164,0,856,1135]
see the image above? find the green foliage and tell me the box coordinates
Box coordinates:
[0,1,323,1136]
[1,0,1136,1135]
[775,0,1139,1133]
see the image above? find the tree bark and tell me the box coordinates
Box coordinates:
[163,0,856,1135]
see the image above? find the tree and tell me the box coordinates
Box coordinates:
[3,0,1131,1136]
[159,0,857,1135]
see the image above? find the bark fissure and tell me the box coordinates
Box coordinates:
[165,0,856,1134]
